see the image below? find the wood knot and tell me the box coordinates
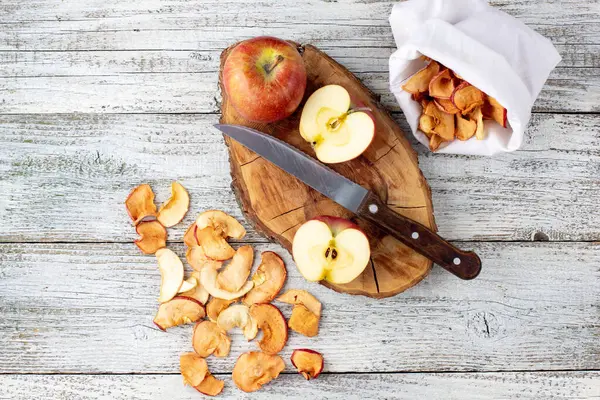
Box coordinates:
[532,231,549,242]
[468,311,500,338]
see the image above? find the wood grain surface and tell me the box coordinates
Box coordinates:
[0,0,599,397]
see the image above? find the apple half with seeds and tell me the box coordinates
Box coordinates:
[153,296,205,331]
[292,216,370,284]
[249,304,288,355]
[243,251,287,305]
[156,181,189,228]
[232,351,285,393]
[299,85,374,164]
[291,349,324,380]
[192,320,231,358]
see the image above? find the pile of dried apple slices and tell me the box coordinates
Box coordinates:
[125,185,326,396]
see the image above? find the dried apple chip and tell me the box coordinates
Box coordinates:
[196,226,236,261]
[186,245,223,272]
[455,113,477,141]
[194,374,224,397]
[471,107,485,140]
[429,134,444,152]
[156,248,185,303]
[153,296,205,331]
[483,96,508,128]
[125,184,157,225]
[200,265,254,300]
[177,276,197,294]
[288,304,319,337]
[217,245,254,292]
[192,320,231,358]
[418,114,436,138]
[434,98,460,114]
[232,351,285,393]
[183,223,197,247]
[156,182,189,227]
[249,304,288,355]
[291,349,324,380]
[134,220,167,255]
[276,289,322,318]
[401,61,440,94]
[206,297,236,322]
[243,252,287,305]
[429,69,456,99]
[217,304,258,340]
[180,352,208,387]
[451,82,485,114]
[196,210,246,240]
[180,272,210,305]
[432,110,454,141]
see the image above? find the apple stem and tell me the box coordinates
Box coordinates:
[264,55,285,75]
[348,107,372,114]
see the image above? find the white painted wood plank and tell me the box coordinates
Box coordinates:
[0,242,597,373]
[1,372,599,400]
[0,0,597,52]
[0,113,598,243]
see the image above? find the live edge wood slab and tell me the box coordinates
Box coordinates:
[219,42,436,298]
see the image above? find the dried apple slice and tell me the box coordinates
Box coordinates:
[178,276,197,293]
[455,113,477,141]
[217,245,254,292]
[232,351,285,393]
[288,304,319,337]
[276,289,322,318]
[186,245,223,272]
[418,114,436,138]
[156,182,189,227]
[471,107,485,140]
[196,210,246,239]
[196,226,236,261]
[200,265,253,300]
[194,374,224,397]
[180,272,210,304]
[434,98,460,114]
[291,349,324,380]
[482,96,508,128]
[125,184,157,224]
[424,101,454,141]
[243,252,287,305]
[156,248,184,303]
[134,220,167,255]
[451,82,485,114]
[429,134,444,152]
[184,223,197,247]
[428,69,455,99]
[206,297,236,322]
[217,304,258,340]
[180,352,208,387]
[192,320,231,358]
[249,304,288,354]
[153,296,205,331]
[401,61,440,94]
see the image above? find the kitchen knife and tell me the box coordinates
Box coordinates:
[215,124,481,280]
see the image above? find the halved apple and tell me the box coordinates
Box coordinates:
[157,182,189,227]
[134,220,167,255]
[180,272,210,305]
[288,304,319,337]
[217,245,254,292]
[177,276,198,293]
[217,304,258,340]
[180,352,208,387]
[299,85,375,164]
[206,297,235,322]
[292,216,370,284]
[186,246,223,272]
[276,289,322,318]
[194,374,224,397]
[249,304,288,355]
[196,226,236,261]
[153,296,206,331]
[200,265,254,300]
[196,210,246,239]
[243,252,287,305]
[192,320,231,358]
[156,248,184,303]
[291,349,324,380]
[125,184,157,224]
[232,351,285,393]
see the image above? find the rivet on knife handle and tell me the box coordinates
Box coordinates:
[358,192,481,280]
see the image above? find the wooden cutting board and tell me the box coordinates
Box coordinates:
[219,42,436,298]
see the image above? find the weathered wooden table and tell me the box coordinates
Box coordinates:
[1,1,598,399]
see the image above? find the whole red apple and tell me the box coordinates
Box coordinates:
[223,36,307,123]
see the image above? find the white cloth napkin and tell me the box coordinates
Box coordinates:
[388,0,561,155]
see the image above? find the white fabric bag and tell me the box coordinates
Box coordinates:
[389,0,561,155]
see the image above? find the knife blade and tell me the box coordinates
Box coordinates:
[215,124,481,280]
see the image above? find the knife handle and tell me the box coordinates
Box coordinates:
[357,192,481,280]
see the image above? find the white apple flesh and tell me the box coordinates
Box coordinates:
[299,85,375,164]
[292,216,370,284]
[156,248,185,303]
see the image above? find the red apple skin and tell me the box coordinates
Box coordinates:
[223,36,307,123]
[312,215,361,236]
[291,349,324,379]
